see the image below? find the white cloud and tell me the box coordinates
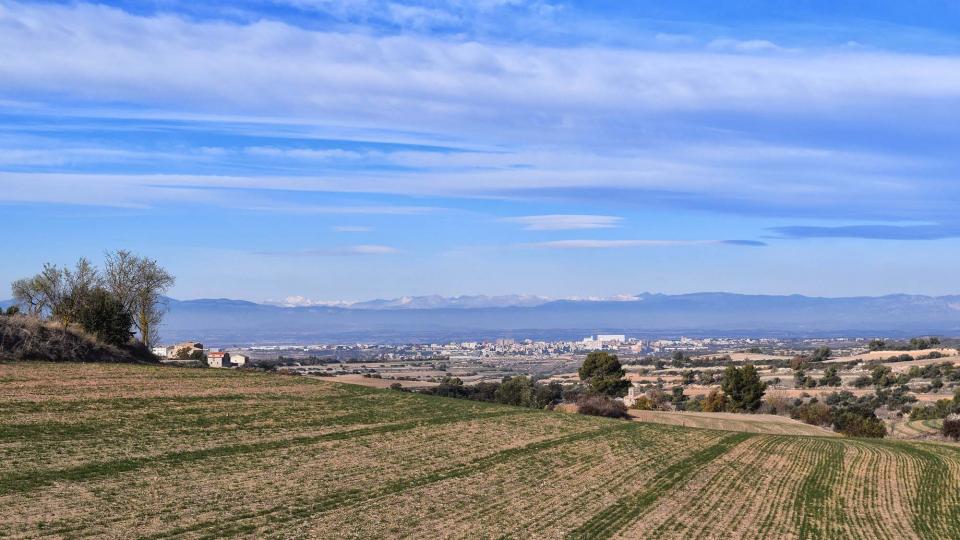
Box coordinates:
[265,295,356,307]
[1,1,958,140]
[258,244,399,256]
[337,244,398,254]
[244,147,368,160]
[504,214,622,230]
[707,38,788,53]
[522,239,748,249]
[0,3,958,222]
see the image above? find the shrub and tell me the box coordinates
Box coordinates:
[73,288,133,347]
[631,396,653,410]
[811,347,832,362]
[702,389,727,412]
[762,391,793,415]
[796,402,832,426]
[577,394,629,419]
[819,366,842,387]
[942,418,960,440]
[833,412,886,438]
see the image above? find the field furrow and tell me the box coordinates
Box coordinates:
[3,363,960,539]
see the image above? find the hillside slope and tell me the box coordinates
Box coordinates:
[0,316,156,363]
[1,363,959,538]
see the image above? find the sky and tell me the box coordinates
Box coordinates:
[2,0,960,303]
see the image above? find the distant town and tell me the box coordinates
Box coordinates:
[152,334,956,399]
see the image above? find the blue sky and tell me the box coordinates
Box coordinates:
[2,0,960,303]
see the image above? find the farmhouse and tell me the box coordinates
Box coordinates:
[207,351,229,368]
[229,353,249,367]
[207,351,249,368]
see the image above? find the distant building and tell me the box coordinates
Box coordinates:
[229,353,249,367]
[207,351,229,368]
[579,334,627,350]
[151,346,169,359]
[207,351,248,368]
[624,384,644,407]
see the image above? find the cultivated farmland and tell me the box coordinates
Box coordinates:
[2,363,960,539]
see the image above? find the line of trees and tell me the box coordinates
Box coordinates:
[9,250,174,348]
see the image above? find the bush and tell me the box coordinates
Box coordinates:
[811,347,832,362]
[577,395,629,419]
[910,399,955,420]
[702,388,727,412]
[74,288,133,347]
[630,395,653,410]
[685,396,704,412]
[942,418,960,440]
[833,412,886,438]
[796,402,832,426]
[762,391,793,416]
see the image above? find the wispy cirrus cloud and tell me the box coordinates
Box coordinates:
[770,224,960,241]
[257,244,399,256]
[1,2,959,224]
[520,239,766,249]
[503,214,623,230]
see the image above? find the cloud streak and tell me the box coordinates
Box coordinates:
[520,239,765,249]
[1,2,959,138]
[257,245,400,256]
[503,214,622,230]
[770,224,960,241]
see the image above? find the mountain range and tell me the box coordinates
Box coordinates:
[5,292,960,345]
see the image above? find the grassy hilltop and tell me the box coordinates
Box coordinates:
[2,363,960,538]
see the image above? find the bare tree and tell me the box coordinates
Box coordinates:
[104,250,174,348]
[11,263,66,318]
[11,277,47,317]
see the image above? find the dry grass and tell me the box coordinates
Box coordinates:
[882,355,960,371]
[328,373,440,388]
[1,363,959,539]
[627,409,839,437]
[824,348,959,364]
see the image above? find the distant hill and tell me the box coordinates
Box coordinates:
[6,293,960,344]
[135,292,960,344]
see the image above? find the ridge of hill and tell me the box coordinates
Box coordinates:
[0,316,156,363]
[6,292,960,343]
[163,292,960,342]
